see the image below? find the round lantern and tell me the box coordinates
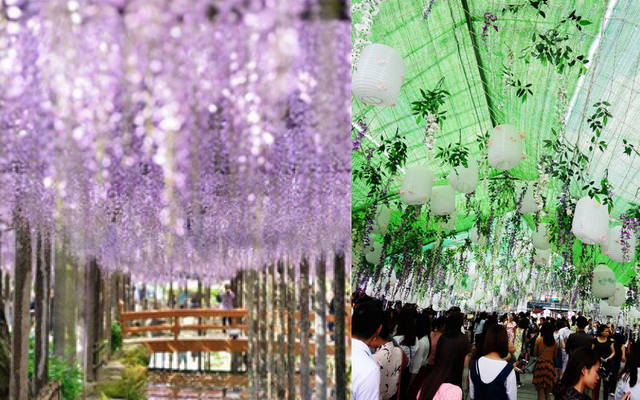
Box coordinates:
[533,248,551,266]
[449,155,479,194]
[365,242,383,265]
[469,226,487,246]
[352,44,405,107]
[592,263,616,299]
[607,282,627,307]
[532,223,550,250]
[572,196,609,245]
[607,225,636,263]
[437,210,457,231]
[516,182,537,214]
[371,206,391,234]
[600,238,609,256]
[488,124,522,171]
[431,185,456,216]
[600,301,613,317]
[629,307,640,319]
[401,166,435,205]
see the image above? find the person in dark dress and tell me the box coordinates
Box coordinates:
[591,325,615,400]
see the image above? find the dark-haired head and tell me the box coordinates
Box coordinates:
[433,316,446,332]
[597,324,610,338]
[483,324,509,358]
[540,321,555,347]
[416,312,431,339]
[576,316,588,329]
[352,299,384,341]
[396,306,418,347]
[518,317,529,329]
[445,312,464,333]
[619,341,640,388]
[472,319,498,361]
[553,348,600,398]
[418,331,471,400]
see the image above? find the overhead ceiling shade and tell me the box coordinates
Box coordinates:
[352,43,405,107]
[532,223,550,250]
[607,282,627,307]
[431,185,455,215]
[592,263,616,299]
[572,197,609,245]
[371,206,391,234]
[365,242,384,265]
[607,225,636,262]
[400,166,435,205]
[449,155,479,194]
[488,124,522,171]
[533,248,551,266]
[517,182,537,214]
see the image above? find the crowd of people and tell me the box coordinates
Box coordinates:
[352,294,639,400]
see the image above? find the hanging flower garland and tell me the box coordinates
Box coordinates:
[422,0,437,21]
[423,113,439,155]
[351,0,383,69]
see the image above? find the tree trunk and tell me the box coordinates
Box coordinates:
[334,251,347,400]
[316,255,327,400]
[35,231,52,395]
[53,236,67,358]
[0,296,10,399]
[287,261,296,400]
[300,258,311,400]
[10,217,32,400]
[83,259,100,382]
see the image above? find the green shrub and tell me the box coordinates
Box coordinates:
[111,322,123,353]
[121,345,151,367]
[99,364,147,400]
[49,355,83,400]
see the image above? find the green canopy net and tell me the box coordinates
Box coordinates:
[352,0,640,290]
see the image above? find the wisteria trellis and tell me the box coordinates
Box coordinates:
[0,0,351,282]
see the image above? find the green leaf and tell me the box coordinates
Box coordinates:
[579,20,592,26]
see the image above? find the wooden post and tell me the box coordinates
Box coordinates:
[9,216,32,400]
[35,231,52,395]
[287,261,296,400]
[334,251,347,400]
[316,255,327,400]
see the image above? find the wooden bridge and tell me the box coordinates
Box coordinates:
[119,306,345,357]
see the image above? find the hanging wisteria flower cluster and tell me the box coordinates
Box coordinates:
[0,0,351,282]
[422,0,436,21]
[423,113,439,154]
[352,0,383,69]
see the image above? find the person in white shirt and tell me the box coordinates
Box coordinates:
[469,324,517,400]
[615,341,640,400]
[351,299,384,400]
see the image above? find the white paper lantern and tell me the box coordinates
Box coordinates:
[372,206,391,234]
[352,44,405,107]
[600,301,613,317]
[592,263,616,299]
[516,182,537,214]
[469,226,487,246]
[400,166,435,205]
[449,155,479,194]
[436,210,457,231]
[533,249,551,266]
[532,223,551,250]
[431,185,456,216]
[572,196,609,245]
[365,242,383,265]
[607,225,637,262]
[488,124,523,171]
[607,283,627,307]
[629,307,640,319]
[600,238,609,256]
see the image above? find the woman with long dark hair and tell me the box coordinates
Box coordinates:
[552,347,602,400]
[372,310,409,400]
[533,321,559,400]
[591,324,615,400]
[614,341,640,399]
[418,331,471,400]
[428,316,446,366]
[469,324,517,400]
[394,306,420,399]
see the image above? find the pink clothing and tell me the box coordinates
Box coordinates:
[434,383,463,400]
[503,321,516,344]
[428,332,441,365]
